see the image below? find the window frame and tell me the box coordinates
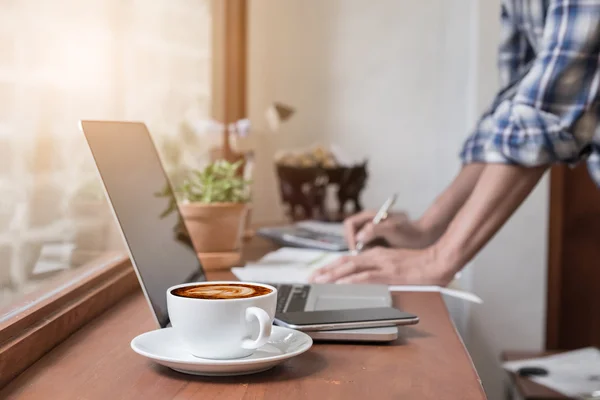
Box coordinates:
[0,254,137,388]
[0,0,247,388]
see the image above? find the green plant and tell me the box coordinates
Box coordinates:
[179,160,250,203]
[156,160,250,218]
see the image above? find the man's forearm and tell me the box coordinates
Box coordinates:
[433,164,547,279]
[417,163,485,240]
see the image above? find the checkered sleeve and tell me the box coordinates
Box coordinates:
[497,1,536,89]
[461,0,600,168]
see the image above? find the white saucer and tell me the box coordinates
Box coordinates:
[130,326,313,376]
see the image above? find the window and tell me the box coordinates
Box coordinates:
[0,0,213,311]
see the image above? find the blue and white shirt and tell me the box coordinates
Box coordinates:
[461,0,600,186]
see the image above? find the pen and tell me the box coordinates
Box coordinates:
[353,194,397,254]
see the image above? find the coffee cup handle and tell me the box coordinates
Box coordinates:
[241,307,272,350]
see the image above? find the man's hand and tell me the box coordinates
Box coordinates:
[311,164,546,287]
[308,246,452,286]
[344,164,486,251]
[344,211,436,250]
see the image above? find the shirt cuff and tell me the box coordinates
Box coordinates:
[460,100,582,167]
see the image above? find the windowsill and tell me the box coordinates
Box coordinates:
[0,221,282,389]
[0,252,125,321]
[0,251,139,388]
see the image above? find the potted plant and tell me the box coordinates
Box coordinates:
[169,160,250,255]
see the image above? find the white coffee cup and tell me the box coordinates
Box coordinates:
[166,281,277,359]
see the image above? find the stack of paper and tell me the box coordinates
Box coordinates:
[503,348,600,398]
[232,247,343,284]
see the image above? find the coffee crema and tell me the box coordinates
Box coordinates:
[171,283,272,300]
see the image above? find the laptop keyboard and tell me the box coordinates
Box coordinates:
[275,284,293,312]
[272,284,311,313]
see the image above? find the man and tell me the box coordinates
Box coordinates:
[309,0,600,285]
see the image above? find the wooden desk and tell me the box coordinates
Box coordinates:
[1,237,485,400]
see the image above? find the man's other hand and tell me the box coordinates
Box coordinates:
[308,247,452,286]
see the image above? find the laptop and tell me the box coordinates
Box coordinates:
[80,120,398,342]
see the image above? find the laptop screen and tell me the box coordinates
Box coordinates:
[81,121,205,328]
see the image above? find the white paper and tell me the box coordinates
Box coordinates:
[258,247,344,268]
[232,266,312,284]
[503,348,600,397]
[388,285,483,304]
[233,247,343,284]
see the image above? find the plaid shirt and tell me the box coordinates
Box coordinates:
[460,0,600,186]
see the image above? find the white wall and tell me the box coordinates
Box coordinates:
[248,0,471,222]
[248,0,339,223]
[248,1,548,399]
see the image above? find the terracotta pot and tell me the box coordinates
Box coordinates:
[179,202,248,253]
